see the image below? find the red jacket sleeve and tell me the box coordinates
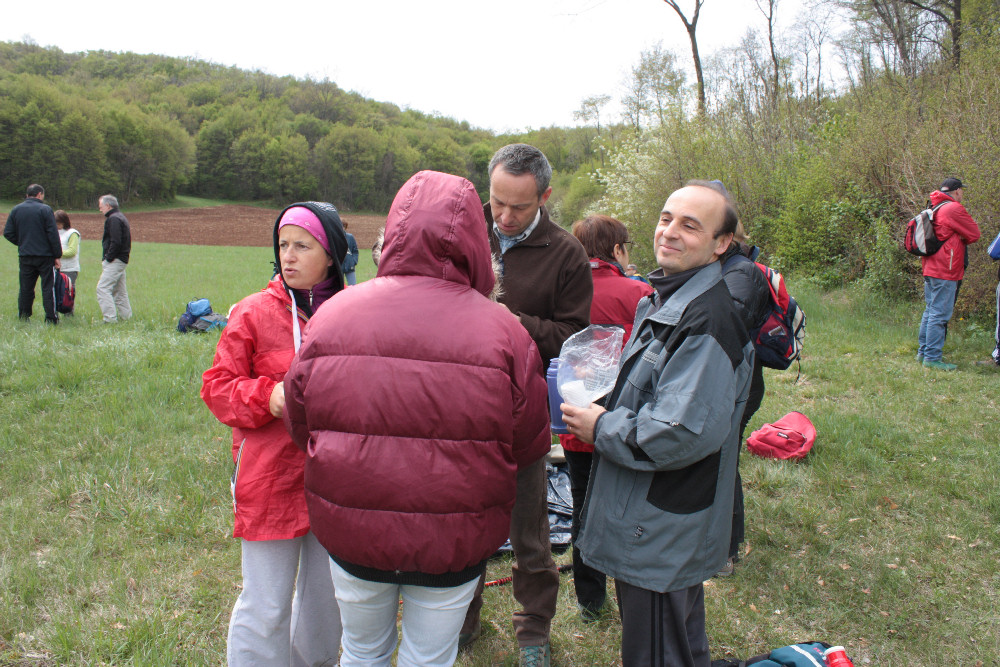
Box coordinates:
[943,202,981,244]
[201,304,279,430]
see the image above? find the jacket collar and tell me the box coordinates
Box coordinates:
[485,204,554,248]
[643,262,723,326]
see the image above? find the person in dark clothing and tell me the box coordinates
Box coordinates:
[558,214,653,621]
[719,221,770,575]
[3,184,62,323]
[95,194,132,323]
[342,220,360,286]
[460,144,592,667]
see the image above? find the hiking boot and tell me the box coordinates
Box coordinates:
[578,603,603,623]
[715,557,736,577]
[520,643,551,667]
[458,621,480,651]
[923,359,957,371]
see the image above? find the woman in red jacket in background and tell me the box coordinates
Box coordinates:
[560,214,653,620]
[201,202,348,667]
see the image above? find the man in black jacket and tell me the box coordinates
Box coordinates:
[3,184,62,323]
[96,194,132,323]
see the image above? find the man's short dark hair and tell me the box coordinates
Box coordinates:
[488,144,552,198]
[684,179,738,238]
[27,184,44,198]
[100,194,119,209]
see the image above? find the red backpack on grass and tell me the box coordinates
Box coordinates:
[746,411,816,460]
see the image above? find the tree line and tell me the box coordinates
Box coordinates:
[584,0,1000,313]
[4,0,1000,311]
[0,42,600,212]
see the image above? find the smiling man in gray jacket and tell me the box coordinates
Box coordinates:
[562,181,754,667]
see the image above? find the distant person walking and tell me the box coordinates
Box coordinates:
[3,184,62,324]
[96,194,132,323]
[917,178,980,370]
[56,210,81,287]
[342,221,359,286]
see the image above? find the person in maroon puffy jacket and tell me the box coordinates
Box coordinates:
[557,214,652,620]
[283,171,550,667]
[202,202,348,667]
[917,178,980,370]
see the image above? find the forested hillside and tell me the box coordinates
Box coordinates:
[0,42,596,213]
[4,0,1000,310]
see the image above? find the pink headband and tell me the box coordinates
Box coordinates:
[278,207,330,255]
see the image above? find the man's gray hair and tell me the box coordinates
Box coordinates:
[100,194,119,209]
[488,144,552,198]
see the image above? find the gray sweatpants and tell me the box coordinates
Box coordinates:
[228,532,342,667]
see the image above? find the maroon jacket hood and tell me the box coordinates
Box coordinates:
[377,170,495,297]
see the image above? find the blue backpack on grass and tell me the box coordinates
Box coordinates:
[177,298,226,333]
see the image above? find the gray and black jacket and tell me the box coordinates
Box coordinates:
[577,260,754,593]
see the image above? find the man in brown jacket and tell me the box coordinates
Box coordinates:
[460,143,593,666]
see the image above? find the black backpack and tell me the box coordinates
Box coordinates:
[53,268,74,314]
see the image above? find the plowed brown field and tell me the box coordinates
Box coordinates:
[67,205,385,249]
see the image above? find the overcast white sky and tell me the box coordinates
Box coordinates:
[2,0,813,133]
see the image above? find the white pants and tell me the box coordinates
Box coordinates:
[96,259,132,323]
[228,532,342,667]
[329,561,478,667]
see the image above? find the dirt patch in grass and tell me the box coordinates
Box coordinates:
[66,206,385,249]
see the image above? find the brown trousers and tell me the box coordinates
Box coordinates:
[461,456,558,647]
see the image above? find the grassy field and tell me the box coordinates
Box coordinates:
[1,239,999,666]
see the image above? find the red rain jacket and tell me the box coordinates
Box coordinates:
[921,191,980,281]
[201,278,310,540]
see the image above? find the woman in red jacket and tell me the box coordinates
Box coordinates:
[201,202,348,667]
[559,214,653,621]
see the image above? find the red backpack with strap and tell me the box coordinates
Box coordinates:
[746,411,816,460]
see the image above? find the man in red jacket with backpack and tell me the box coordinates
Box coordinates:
[918,178,980,371]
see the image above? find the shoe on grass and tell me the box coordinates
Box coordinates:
[714,557,736,577]
[578,602,603,623]
[916,353,924,363]
[458,620,481,651]
[520,642,551,667]
[923,359,957,371]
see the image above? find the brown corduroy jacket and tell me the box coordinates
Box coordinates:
[486,203,593,369]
